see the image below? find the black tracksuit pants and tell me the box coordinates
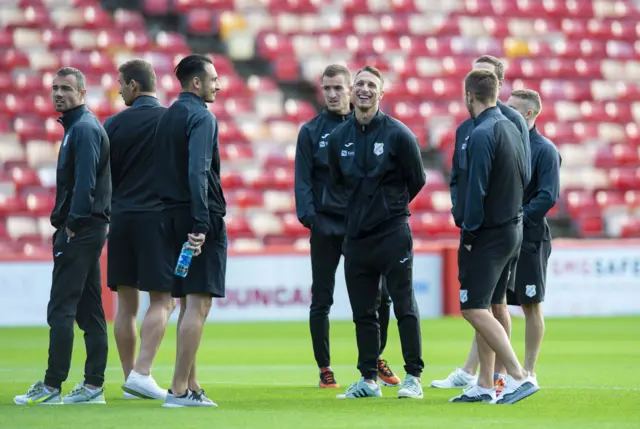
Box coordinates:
[309,229,391,369]
[343,222,423,380]
[44,225,108,390]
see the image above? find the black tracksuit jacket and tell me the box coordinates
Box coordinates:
[50,105,111,232]
[294,109,350,236]
[327,110,426,239]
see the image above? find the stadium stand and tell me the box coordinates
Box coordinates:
[1,0,639,257]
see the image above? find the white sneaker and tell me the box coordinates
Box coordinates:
[397,374,423,399]
[431,367,477,389]
[62,383,106,404]
[490,374,539,405]
[123,392,140,400]
[336,378,382,399]
[162,389,218,408]
[122,370,167,400]
[449,385,497,403]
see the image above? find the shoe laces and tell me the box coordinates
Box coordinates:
[377,359,394,377]
[321,369,337,385]
[402,376,421,393]
[188,389,205,402]
[67,384,86,397]
[26,382,44,397]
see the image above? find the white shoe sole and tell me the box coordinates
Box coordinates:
[14,399,62,405]
[122,381,167,400]
[491,384,540,405]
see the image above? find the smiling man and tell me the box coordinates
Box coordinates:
[327,65,426,400]
[14,67,111,405]
[294,64,399,389]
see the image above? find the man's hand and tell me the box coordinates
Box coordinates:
[187,233,206,256]
[65,227,75,239]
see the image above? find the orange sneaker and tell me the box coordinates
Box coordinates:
[494,376,506,396]
[319,368,340,388]
[377,359,401,386]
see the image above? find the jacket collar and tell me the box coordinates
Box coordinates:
[473,105,501,126]
[57,104,87,130]
[323,108,351,121]
[178,91,206,108]
[354,109,384,131]
[132,95,161,108]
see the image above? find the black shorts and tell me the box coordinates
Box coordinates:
[507,239,552,306]
[107,212,173,292]
[458,221,523,310]
[162,209,228,299]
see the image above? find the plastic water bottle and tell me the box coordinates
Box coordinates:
[174,242,195,277]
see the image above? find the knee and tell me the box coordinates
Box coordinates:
[310,296,333,315]
[461,308,488,324]
[490,303,508,320]
[150,292,176,314]
[522,303,542,319]
[48,311,75,328]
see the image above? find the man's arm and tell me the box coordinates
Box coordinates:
[523,145,561,227]
[187,109,215,234]
[512,114,532,186]
[67,124,101,232]
[294,126,316,228]
[397,128,426,202]
[462,131,495,244]
[449,134,460,208]
[327,132,343,186]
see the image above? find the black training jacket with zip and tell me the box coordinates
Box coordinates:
[294,109,350,236]
[327,110,426,239]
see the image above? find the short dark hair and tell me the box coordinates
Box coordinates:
[354,65,384,89]
[511,89,542,116]
[465,69,499,105]
[322,64,352,83]
[174,54,213,89]
[55,67,85,91]
[118,59,156,92]
[475,55,505,81]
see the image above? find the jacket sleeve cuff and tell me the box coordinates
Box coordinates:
[462,230,476,246]
[192,223,209,235]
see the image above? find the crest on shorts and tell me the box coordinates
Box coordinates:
[373,142,384,156]
[525,284,537,297]
[460,289,468,303]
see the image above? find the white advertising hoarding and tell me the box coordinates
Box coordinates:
[143,253,444,323]
[542,246,640,317]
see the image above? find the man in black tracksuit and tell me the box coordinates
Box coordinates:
[327,66,426,400]
[450,70,537,405]
[294,65,398,389]
[14,67,111,406]
[153,54,224,407]
[105,59,173,400]
[432,55,533,391]
[506,89,561,379]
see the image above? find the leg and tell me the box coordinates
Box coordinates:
[377,276,391,357]
[114,286,139,381]
[76,255,109,390]
[344,241,382,382]
[44,229,99,391]
[490,300,511,376]
[462,338,480,375]
[521,303,544,374]
[177,300,200,392]
[515,239,550,375]
[308,231,342,369]
[490,257,516,377]
[134,292,175,375]
[171,294,212,395]
[461,309,526,384]
[107,215,138,381]
[383,225,423,378]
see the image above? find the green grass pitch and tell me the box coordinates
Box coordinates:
[1,317,639,428]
